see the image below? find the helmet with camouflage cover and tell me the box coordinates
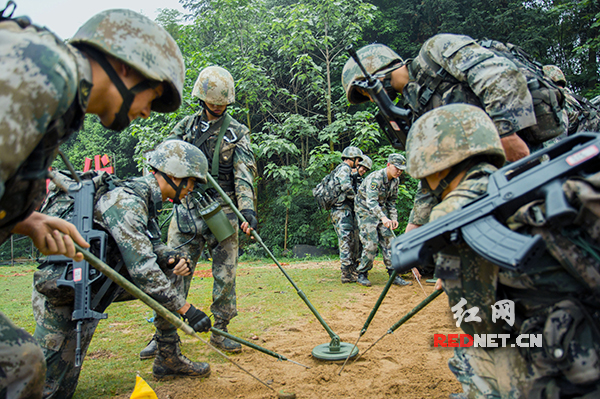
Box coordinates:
[543,65,567,87]
[147,140,208,184]
[406,104,505,179]
[342,43,404,104]
[358,155,372,170]
[70,9,185,113]
[341,146,364,161]
[192,66,235,105]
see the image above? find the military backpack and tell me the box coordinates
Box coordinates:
[312,168,342,211]
[411,38,567,145]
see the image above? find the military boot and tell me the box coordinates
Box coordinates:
[388,270,412,286]
[210,319,242,353]
[152,334,210,381]
[357,272,371,287]
[139,337,157,360]
[341,268,357,283]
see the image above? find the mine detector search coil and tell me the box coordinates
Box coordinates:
[391,132,600,275]
[346,44,412,150]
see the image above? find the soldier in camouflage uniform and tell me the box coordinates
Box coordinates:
[329,146,364,284]
[33,141,213,398]
[405,103,600,398]
[0,6,185,399]
[342,35,568,232]
[138,66,257,356]
[543,65,600,137]
[354,154,412,287]
[351,155,372,266]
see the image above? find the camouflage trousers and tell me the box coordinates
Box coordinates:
[31,288,99,399]
[0,311,45,399]
[168,200,239,323]
[355,209,393,273]
[330,203,359,272]
[31,260,186,398]
[449,345,600,398]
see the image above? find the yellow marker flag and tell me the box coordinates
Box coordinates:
[130,375,158,399]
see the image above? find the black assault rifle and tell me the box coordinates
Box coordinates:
[51,179,108,366]
[346,45,412,149]
[392,133,600,274]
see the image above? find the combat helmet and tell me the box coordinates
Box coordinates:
[358,155,373,171]
[70,9,185,114]
[342,43,404,104]
[192,66,236,105]
[147,140,208,184]
[543,65,567,87]
[341,146,364,161]
[406,104,505,180]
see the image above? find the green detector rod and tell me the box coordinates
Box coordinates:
[72,243,306,393]
[338,227,428,373]
[350,289,443,366]
[207,174,358,361]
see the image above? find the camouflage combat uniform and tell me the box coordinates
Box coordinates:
[329,162,360,276]
[354,167,399,274]
[432,164,600,398]
[0,17,92,399]
[167,109,257,324]
[543,65,600,138]
[32,174,190,398]
[404,33,568,226]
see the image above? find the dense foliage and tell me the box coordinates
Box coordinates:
[4,0,593,260]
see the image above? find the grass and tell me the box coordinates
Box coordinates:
[0,255,392,398]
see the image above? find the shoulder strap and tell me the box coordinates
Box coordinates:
[211,113,232,178]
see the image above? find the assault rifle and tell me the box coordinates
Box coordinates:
[346,45,412,150]
[392,133,600,273]
[52,179,108,366]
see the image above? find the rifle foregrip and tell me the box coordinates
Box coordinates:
[461,215,546,272]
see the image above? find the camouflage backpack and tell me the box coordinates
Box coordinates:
[477,39,567,144]
[412,38,567,145]
[312,168,343,211]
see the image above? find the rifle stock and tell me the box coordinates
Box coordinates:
[392,133,600,273]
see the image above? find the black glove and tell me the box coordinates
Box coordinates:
[240,209,258,230]
[158,250,191,270]
[184,305,211,333]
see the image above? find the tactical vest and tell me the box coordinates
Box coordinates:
[183,112,240,194]
[0,17,90,244]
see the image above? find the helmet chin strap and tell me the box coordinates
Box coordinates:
[421,159,474,201]
[200,100,226,118]
[81,45,157,131]
[157,170,188,205]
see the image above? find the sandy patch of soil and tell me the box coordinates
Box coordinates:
[116,260,462,399]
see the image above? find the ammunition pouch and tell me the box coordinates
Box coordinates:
[520,299,600,386]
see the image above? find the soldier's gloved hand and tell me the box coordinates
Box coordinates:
[158,250,191,273]
[184,305,211,333]
[240,209,258,230]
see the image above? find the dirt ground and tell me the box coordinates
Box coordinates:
[115,263,462,399]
